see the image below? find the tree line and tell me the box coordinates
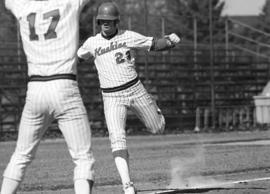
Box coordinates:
[1,0,270,46]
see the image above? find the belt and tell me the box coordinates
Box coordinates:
[101,77,139,93]
[28,74,76,82]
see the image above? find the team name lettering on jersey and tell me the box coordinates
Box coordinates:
[95,41,127,56]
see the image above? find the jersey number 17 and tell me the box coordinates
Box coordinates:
[27,9,60,41]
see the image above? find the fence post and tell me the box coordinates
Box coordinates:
[92,16,96,35]
[209,0,216,128]
[204,108,209,129]
[225,17,229,65]
[194,107,201,132]
[143,0,149,89]
[218,109,222,127]
[268,58,270,80]
[246,106,250,128]
[225,109,230,129]
[193,16,197,65]
[0,100,2,137]
[161,17,165,36]
[253,107,257,127]
[239,108,244,125]
[161,17,167,65]
[128,15,132,30]
[16,21,21,64]
[232,108,237,126]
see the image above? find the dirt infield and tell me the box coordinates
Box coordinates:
[1,130,270,194]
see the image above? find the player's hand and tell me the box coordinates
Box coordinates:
[167,33,181,44]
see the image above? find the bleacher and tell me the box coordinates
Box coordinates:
[0,44,269,136]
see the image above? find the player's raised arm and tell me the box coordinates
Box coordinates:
[79,0,91,9]
[127,30,181,52]
[4,0,18,17]
[4,0,11,10]
[150,33,181,51]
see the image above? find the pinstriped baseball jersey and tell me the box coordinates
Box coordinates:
[3,0,95,185]
[5,0,89,76]
[77,30,153,88]
[78,29,165,152]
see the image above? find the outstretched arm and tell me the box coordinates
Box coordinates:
[150,33,181,51]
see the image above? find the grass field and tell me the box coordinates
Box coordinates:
[1,130,270,194]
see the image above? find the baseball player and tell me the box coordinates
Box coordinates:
[77,2,181,194]
[1,0,95,194]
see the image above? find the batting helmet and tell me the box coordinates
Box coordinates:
[96,2,120,22]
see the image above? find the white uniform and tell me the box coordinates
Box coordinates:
[78,30,165,151]
[6,0,85,76]
[4,0,94,182]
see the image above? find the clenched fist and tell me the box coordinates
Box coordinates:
[166,33,181,44]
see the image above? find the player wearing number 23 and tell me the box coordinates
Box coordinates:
[78,2,181,194]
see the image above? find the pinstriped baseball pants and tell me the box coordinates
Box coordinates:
[3,80,95,181]
[102,81,165,152]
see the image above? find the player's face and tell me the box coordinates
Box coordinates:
[99,20,117,36]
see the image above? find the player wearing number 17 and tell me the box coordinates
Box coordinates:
[78,2,181,194]
[1,0,95,194]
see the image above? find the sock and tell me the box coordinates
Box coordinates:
[74,179,94,194]
[113,149,131,185]
[0,177,20,194]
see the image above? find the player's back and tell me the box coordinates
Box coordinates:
[5,0,87,76]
